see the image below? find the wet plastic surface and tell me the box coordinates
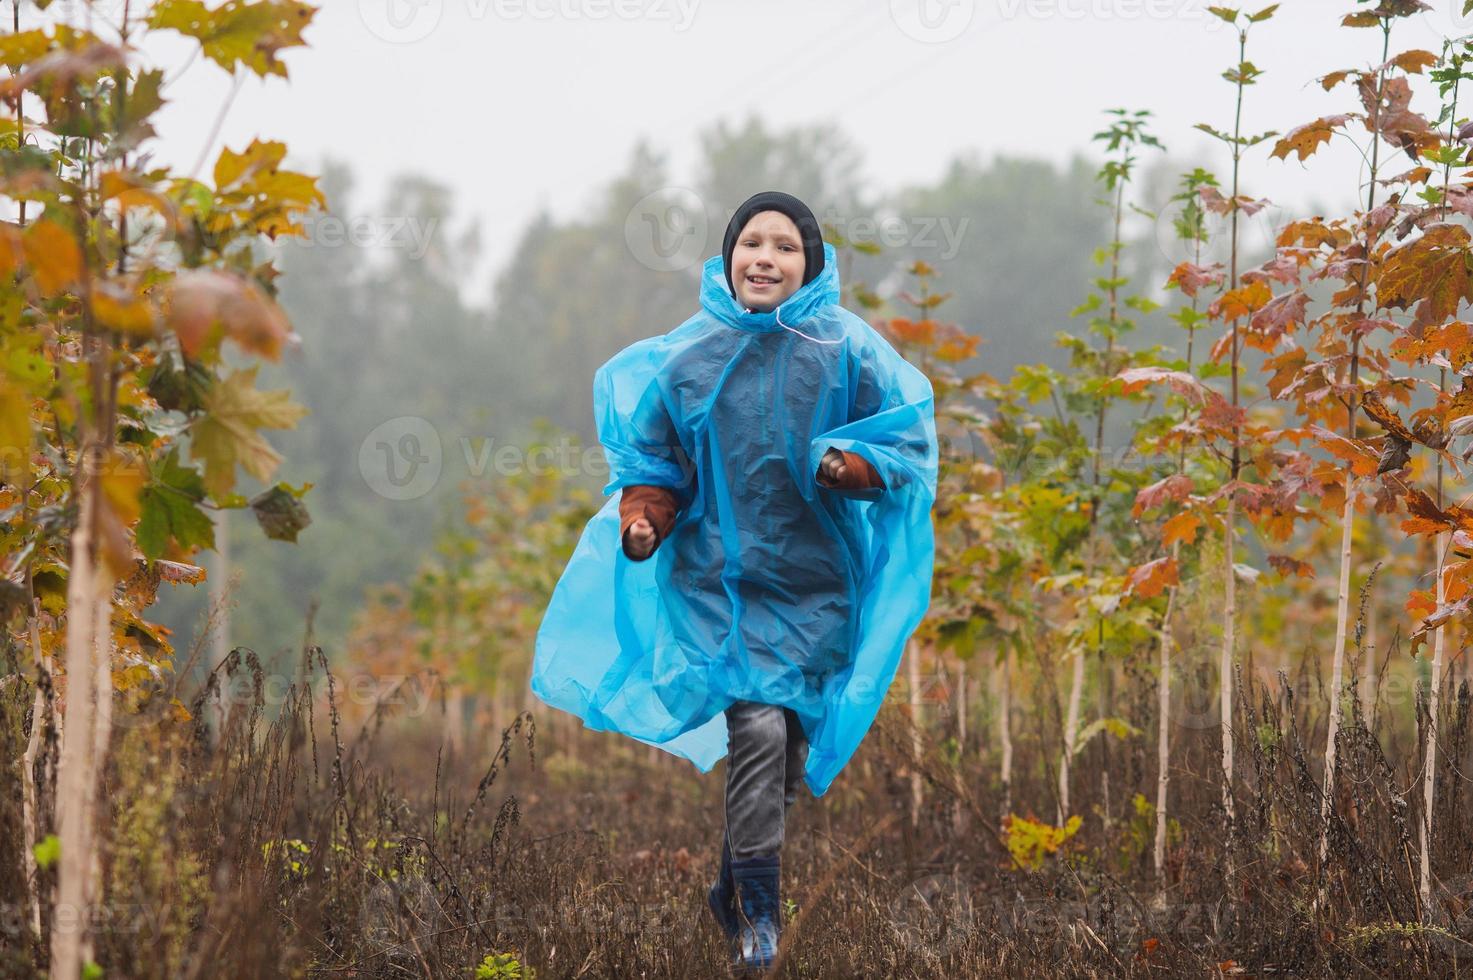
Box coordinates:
[531,242,937,796]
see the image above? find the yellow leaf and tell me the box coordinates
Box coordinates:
[93,278,159,336]
[1004,813,1083,871]
[0,40,126,100]
[1126,556,1179,599]
[1209,280,1272,321]
[209,138,326,241]
[0,222,22,278]
[149,0,315,79]
[22,218,81,296]
[1445,560,1473,603]
[213,137,288,192]
[0,29,52,71]
[100,171,184,231]
[96,448,146,580]
[1313,427,1380,478]
[97,505,135,582]
[1161,512,1201,548]
[100,448,145,525]
[1270,114,1352,163]
[189,366,309,496]
[1388,49,1437,75]
[0,380,31,484]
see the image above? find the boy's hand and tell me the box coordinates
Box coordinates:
[623,516,658,560]
[817,447,849,486]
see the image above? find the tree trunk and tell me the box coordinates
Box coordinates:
[1155,545,1179,882]
[1000,649,1013,821]
[209,507,231,738]
[954,658,967,756]
[1420,529,1448,909]
[444,684,465,756]
[53,444,108,980]
[1362,585,1378,719]
[1098,641,1112,831]
[210,509,230,659]
[21,599,51,940]
[1221,495,1238,828]
[1318,473,1357,868]
[907,640,924,828]
[1059,647,1085,825]
[951,658,969,836]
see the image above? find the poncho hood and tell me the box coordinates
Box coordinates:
[701,242,840,333]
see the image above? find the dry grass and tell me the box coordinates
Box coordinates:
[4,620,1473,979]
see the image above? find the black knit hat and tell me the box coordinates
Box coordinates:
[721,191,825,300]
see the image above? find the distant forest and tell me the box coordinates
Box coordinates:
[151,115,1298,670]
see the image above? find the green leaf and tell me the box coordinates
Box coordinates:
[1069,294,1102,318]
[1073,716,1143,755]
[1248,3,1279,21]
[182,179,215,216]
[33,833,59,870]
[188,366,309,497]
[114,68,165,148]
[147,0,316,79]
[0,30,51,72]
[1170,307,1207,330]
[138,448,214,558]
[145,355,211,414]
[137,489,214,558]
[1223,61,1264,86]
[1207,6,1239,23]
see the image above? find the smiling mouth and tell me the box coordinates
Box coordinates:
[747,275,780,287]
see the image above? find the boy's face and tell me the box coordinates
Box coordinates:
[731,211,807,313]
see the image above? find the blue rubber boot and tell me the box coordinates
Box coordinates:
[730,854,781,974]
[707,832,739,942]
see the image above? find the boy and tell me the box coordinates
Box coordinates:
[532,191,937,973]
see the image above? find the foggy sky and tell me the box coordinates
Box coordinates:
[19,0,1467,303]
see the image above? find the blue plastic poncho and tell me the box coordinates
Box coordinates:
[530,242,937,796]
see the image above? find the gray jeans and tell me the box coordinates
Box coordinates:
[723,699,809,862]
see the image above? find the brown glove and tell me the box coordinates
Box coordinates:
[619,484,680,560]
[816,448,885,491]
